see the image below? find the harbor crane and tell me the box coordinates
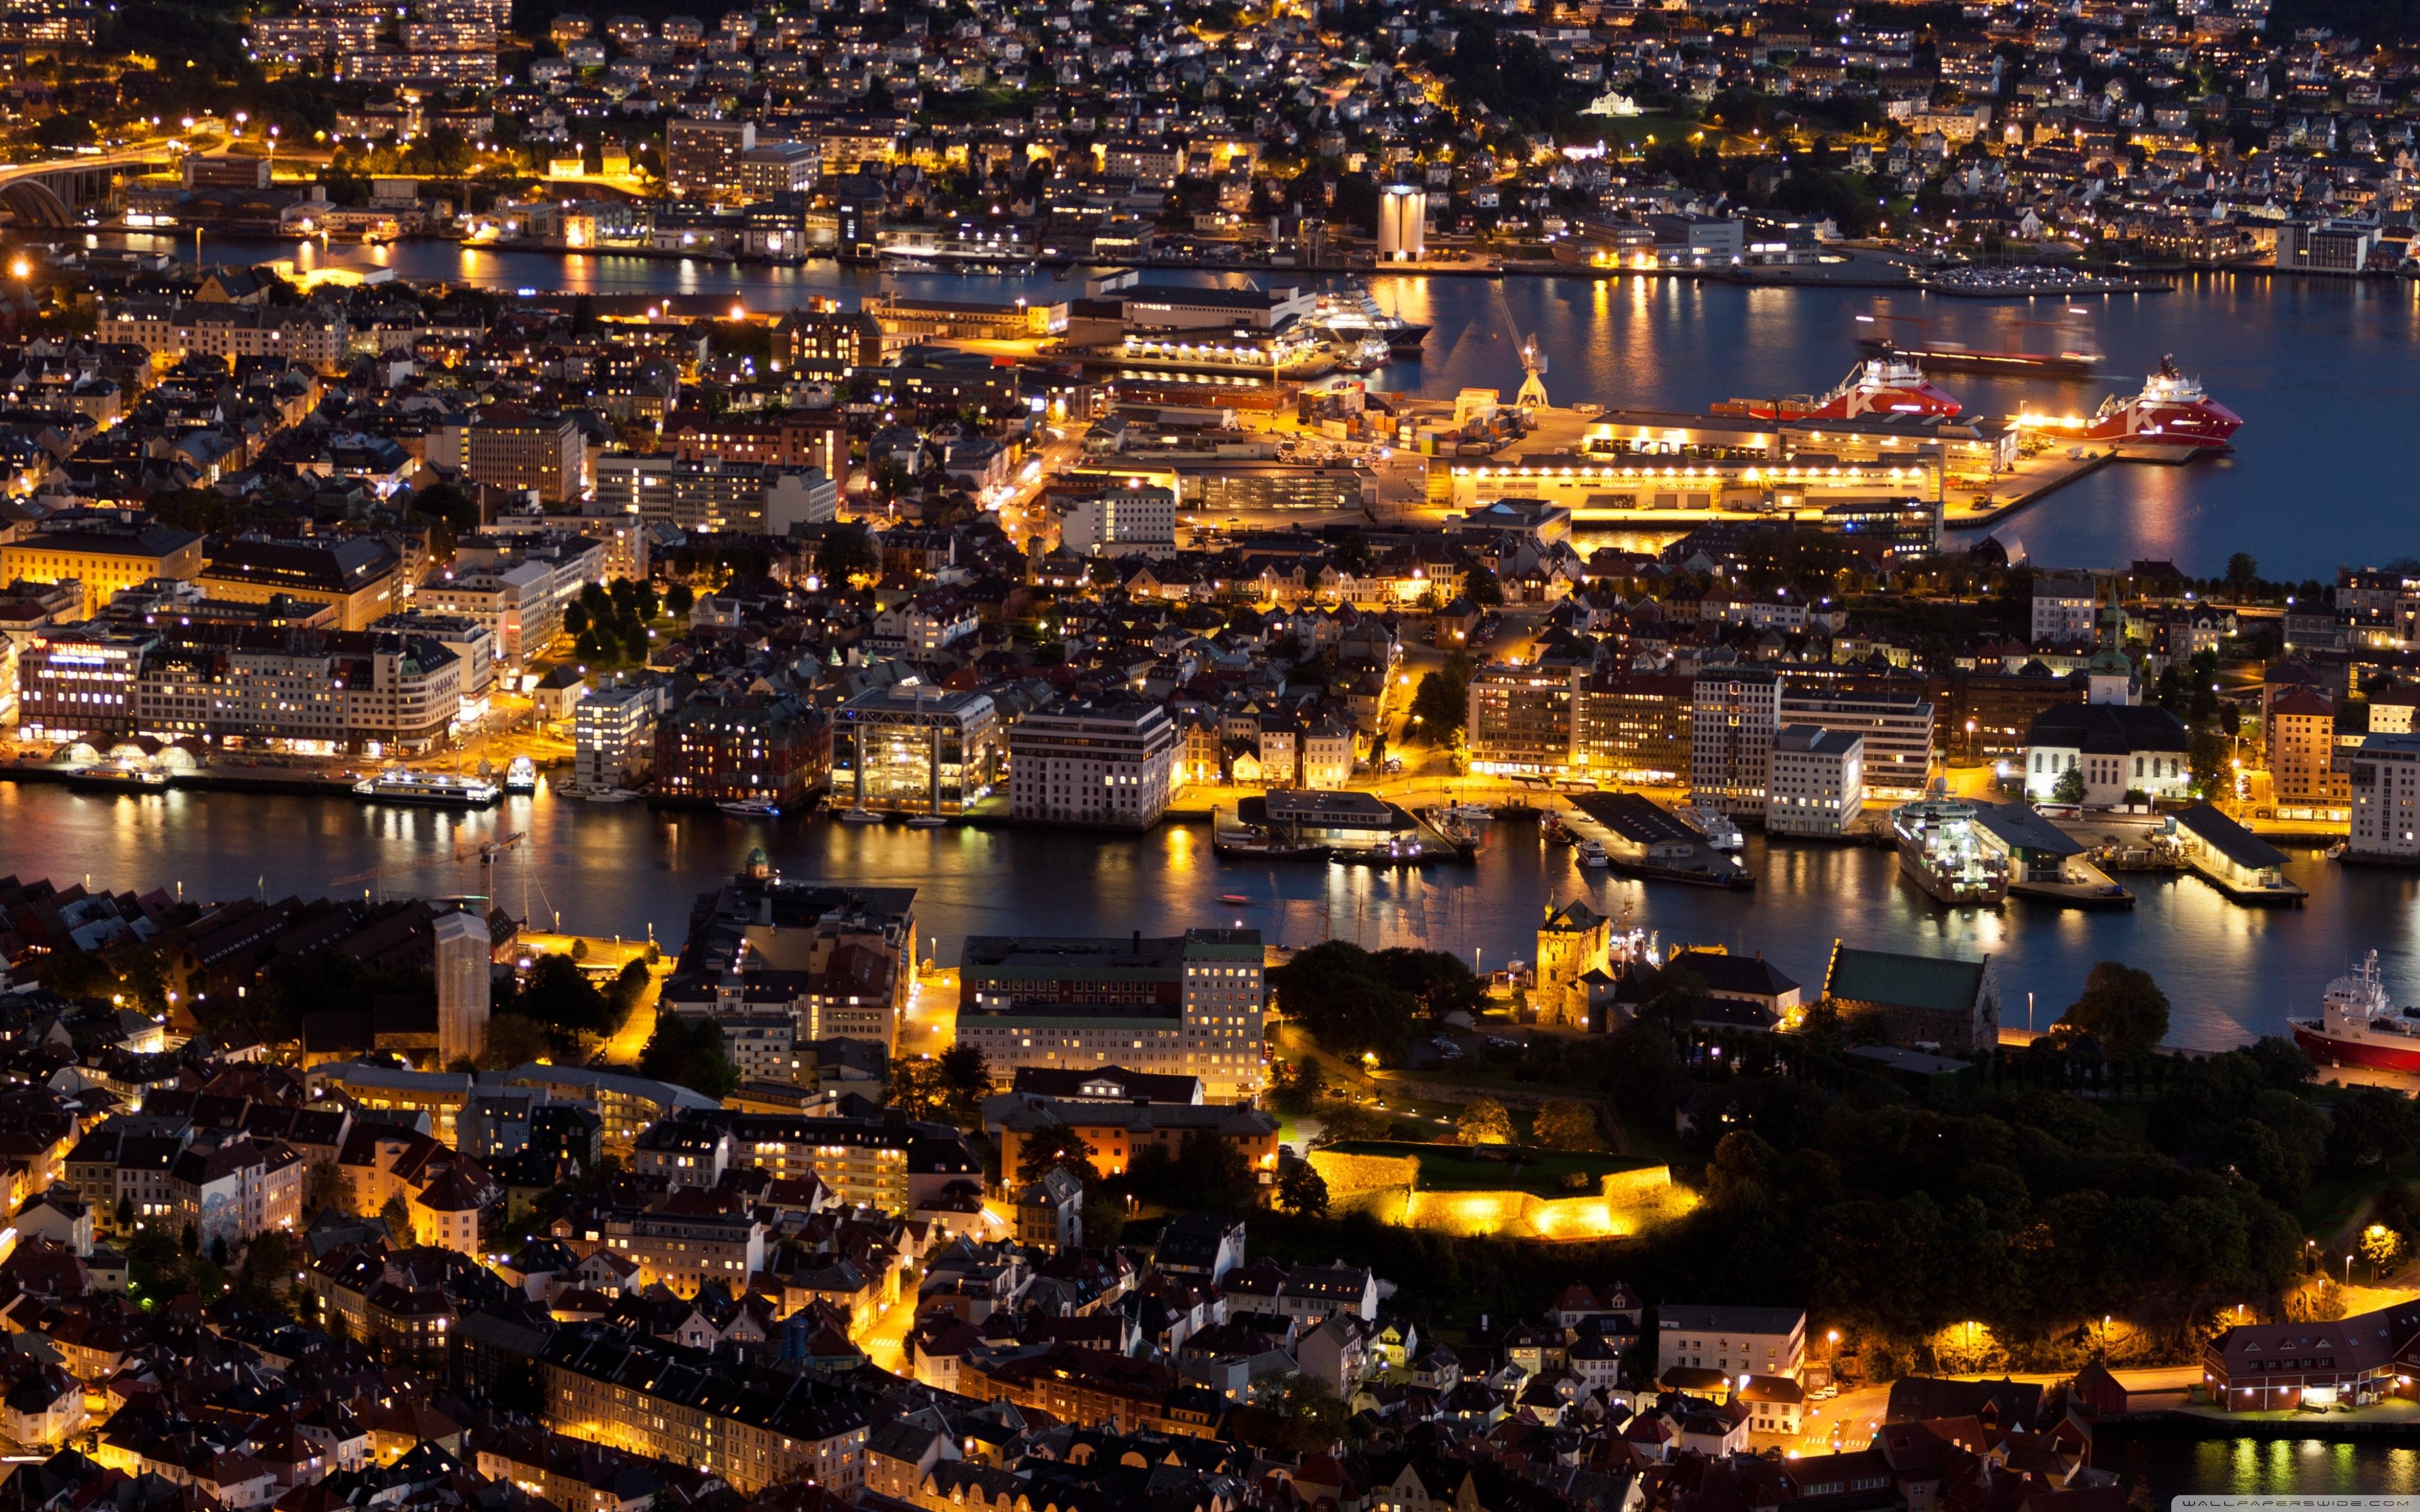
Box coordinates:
[331,831,527,896]
[1490,278,1550,409]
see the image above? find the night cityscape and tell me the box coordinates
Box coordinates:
[0,0,2418,1503]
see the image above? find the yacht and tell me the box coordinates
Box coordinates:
[1678,805,1744,851]
[839,808,886,823]
[907,815,950,828]
[718,798,781,818]
[353,770,501,808]
[1576,838,1611,868]
[583,787,640,804]
[504,755,538,794]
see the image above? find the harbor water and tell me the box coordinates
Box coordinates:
[146,234,2420,579]
[4,781,2414,1050]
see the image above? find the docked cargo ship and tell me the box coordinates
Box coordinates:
[2019,356,2242,459]
[1891,798,2008,905]
[1713,350,1962,421]
[2290,952,2420,1072]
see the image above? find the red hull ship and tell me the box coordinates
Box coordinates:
[2288,951,2420,1072]
[2023,355,2242,460]
[1713,352,1962,421]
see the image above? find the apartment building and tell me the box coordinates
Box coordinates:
[96,301,350,369]
[599,1205,766,1296]
[653,696,831,805]
[1465,663,1576,772]
[1061,487,1177,556]
[594,455,836,534]
[575,685,659,790]
[2348,733,2420,860]
[665,117,756,198]
[167,1136,306,1250]
[1576,672,1693,782]
[1657,1304,1809,1382]
[2269,686,2348,813]
[415,561,560,667]
[1008,694,1178,828]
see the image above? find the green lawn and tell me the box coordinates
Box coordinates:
[1320,1140,1656,1196]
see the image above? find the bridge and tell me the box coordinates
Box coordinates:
[0,146,188,227]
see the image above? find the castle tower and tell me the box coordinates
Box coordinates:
[1535,900,1611,1029]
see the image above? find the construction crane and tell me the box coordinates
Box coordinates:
[331,832,527,895]
[1490,278,1550,409]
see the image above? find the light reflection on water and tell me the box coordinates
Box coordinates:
[7,782,2418,1046]
[137,236,2420,575]
[2095,1433,2420,1498]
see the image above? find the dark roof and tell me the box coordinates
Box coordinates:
[2025,701,2190,755]
[1970,801,2086,857]
[1823,946,1989,1014]
[2170,802,2290,869]
[1667,949,1801,1000]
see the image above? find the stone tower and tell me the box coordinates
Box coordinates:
[434,909,493,1067]
[1535,899,1612,1029]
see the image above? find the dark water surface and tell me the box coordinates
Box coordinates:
[2097,1426,2420,1501]
[156,236,2420,578]
[5,782,2413,1048]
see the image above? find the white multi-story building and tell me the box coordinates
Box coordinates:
[434,908,492,1068]
[575,685,659,790]
[2030,572,2098,646]
[415,561,560,667]
[1061,486,1177,556]
[1657,1304,1808,1383]
[868,590,978,656]
[1777,690,1933,800]
[2348,733,2420,860]
[1690,667,1782,818]
[1007,694,1178,828]
[1766,726,1864,837]
[955,929,1267,1101]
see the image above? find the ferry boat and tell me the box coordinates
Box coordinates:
[1576,838,1611,868]
[718,798,781,818]
[504,756,538,794]
[2015,356,2242,460]
[1712,349,1962,421]
[2290,953,2420,1072]
[1677,806,1744,852]
[1217,893,1251,905]
[1890,798,2008,905]
[353,770,501,808]
[1853,331,2102,379]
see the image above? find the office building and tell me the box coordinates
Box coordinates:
[1766,726,1864,837]
[1777,689,1934,800]
[954,929,1266,1101]
[1008,694,1178,828]
[595,455,837,534]
[1060,487,1177,557]
[1465,663,1576,772]
[415,561,561,667]
[1657,1305,1808,1383]
[0,517,206,618]
[831,684,999,816]
[1690,668,1782,818]
[464,411,584,501]
[195,534,402,632]
[1576,672,1693,782]
[575,685,659,790]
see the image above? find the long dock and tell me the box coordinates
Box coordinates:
[1945,447,2115,527]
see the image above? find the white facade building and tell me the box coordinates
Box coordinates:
[1378,186,1427,261]
[1766,726,1864,837]
[1008,694,1178,828]
[1061,486,1177,557]
[1777,690,1933,799]
[2349,733,2420,860]
[434,908,492,1068]
[575,685,659,790]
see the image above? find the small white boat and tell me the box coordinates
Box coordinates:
[839,808,885,823]
[907,815,949,828]
[1448,803,1495,822]
[583,787,640,804]
[1678,805,1744,851]
[718,798,780,818]
[504,755,538,794]
[1577,838,1610,868]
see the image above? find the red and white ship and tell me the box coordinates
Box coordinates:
[1712,350,1963,421]
[2289,951,2420,1072]
[2020,355,2243,460]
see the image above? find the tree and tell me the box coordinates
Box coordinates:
[1128,1128,1257,1211]
[1407,671,1466,742]
[1277,1160,1330,1217]
[480,1013,553,1071]
[1533,1099,1603,1151]
[933,1045,991,1128]
[237,1230,301,1317]
[2361,1222,2404,1279]
[665,583,696,616]
[2225,553,2260,600]
[1456,1096,1514,1146]
[637,1015,738,1099]
[564,602,592,637]
[1270,1057,1328,1114]
[379,1195,413,1242]
[2327,1085,2420,1172]
[816,525,882,585]
[1461,559,1504,607]
[1015,1129,1102,1189]
[510,953,611,1043]
[2057,961,2171,1058]
[2051,765,2087,805]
